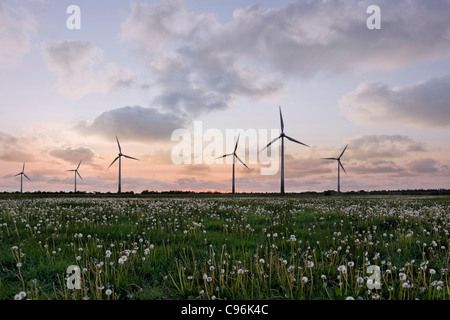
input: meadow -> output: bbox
[0,195,449,300]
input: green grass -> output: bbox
[0,195,449,300]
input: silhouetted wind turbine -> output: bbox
[108,136,138,193]
[322,144,348,193]
[14,162,30,193]
[261,106,309,194]
[217,133,249,194]
[67,160,83,193]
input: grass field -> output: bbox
[0,195,449,300]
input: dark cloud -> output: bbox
[345,135,426,160]
[76,105,188,142]
[49,146,102,169]
[407,158,449,174]
[340,75,450,128]
[120,0,450,117]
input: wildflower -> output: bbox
[237,269,244,275]
[337,265,347,274]
[429,269,436,275]
[259,259,265,264]
[345,296,354,300]
[16,262,22,268]
[307,261,314,268]
[301,276,308,284]
[347,261,354,267]
[105,289,112,296]
[399,273,407,281]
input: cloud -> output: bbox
[407,158,449,174]
[42,40,133,99]
[344,134,426,160]
[120,0,283,116]
[0,131,37,162]
[119,0,450,117]
[0,0,37,67]
[349,160,408,176]
[76,105,188,142]
[216,0,450,75]
[340,75,450,128]
[49,146,102,169]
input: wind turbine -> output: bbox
[217,133,249,194]
[322,144,348,193]
[14,162,30,193]
[108,136,139,193]
[261,106,309,194]
[67,160,83,193]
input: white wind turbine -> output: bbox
[217,133,249,194]
[261,106,309,194]
[322,144,348,193]
[67,160,83,193]
[14,162,30,193]
[108,136,139,193]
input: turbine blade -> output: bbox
[234,133,240,153]
[76,160,82,170]
[108,156,120,168]
[23,174,30,181]
[284,135,309,147]
[67,170,75,172]
[235,155,249,169]
[322,158,338,160]
[122,154,139,161]
[339,160,347,174]
[260,136,281,152]
[116,136,122,153]
[339,144,348,159]
[77,171,83,180]
[216,153,232,159]
[14,173,21,177]
[23,162,25,171]
[279,106,284,133]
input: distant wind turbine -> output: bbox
[322,144,348,193]
[108,136,138,193]
[14,162,30,193]
[217,133,249,194]
[261,106,309,194]
[67,160,83,193]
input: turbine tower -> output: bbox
[14,162,30,193]
[217,133,249,194]
[108,136,139,193]
[261,106,309,194]
[67,160,83,193]
[322,144,348,193]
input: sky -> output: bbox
[0,0,449,193]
